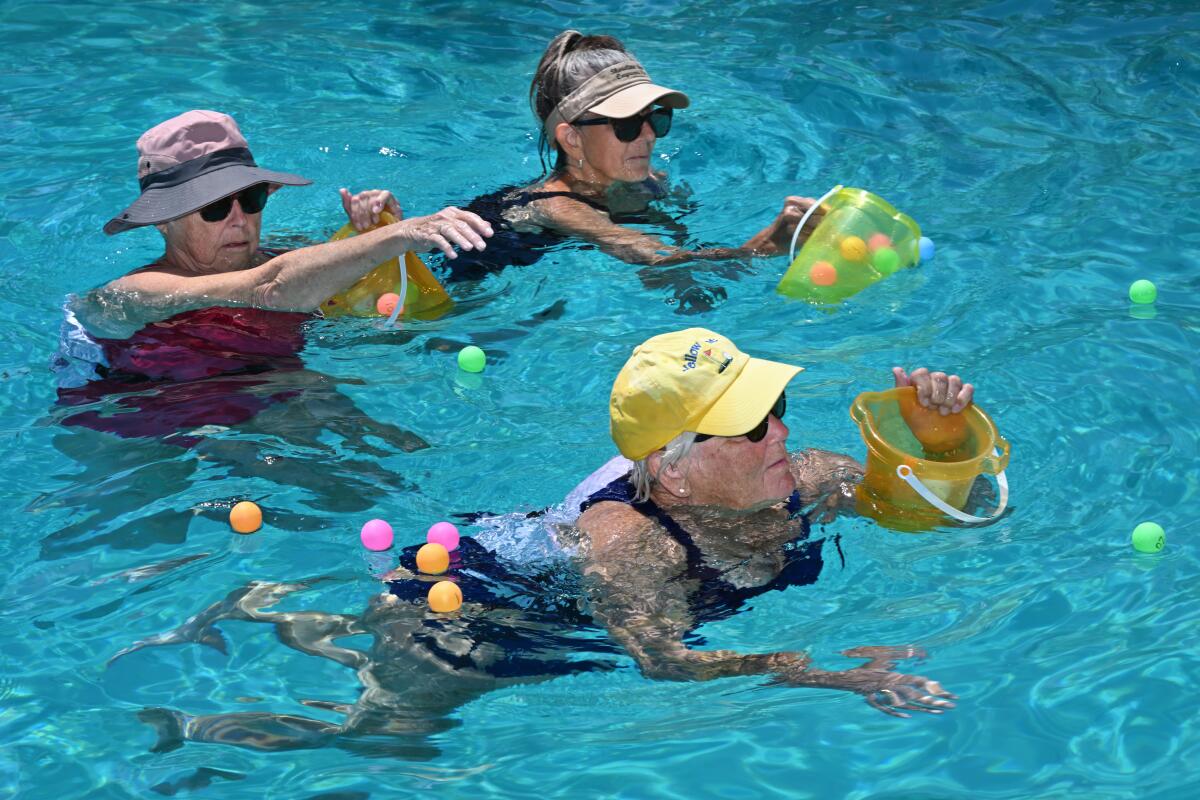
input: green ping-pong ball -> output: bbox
[1129,279,1157,304]
[873,246,900,275]
[458,345,486,373]
[1131,522,1165,553]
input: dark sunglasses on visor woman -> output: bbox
[694,391,787,445]
[574,106,674,143]
[199,183,270,222]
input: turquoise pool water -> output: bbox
[3,0,1199,796]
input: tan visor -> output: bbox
[543,61,690,142]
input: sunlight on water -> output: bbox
[1,1,1198,797]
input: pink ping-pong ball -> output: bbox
[426,521,460,551]
[360,519,394,551]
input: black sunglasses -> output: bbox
[695,391,787,445]
[199,183,270,223]
[574,106,673,143]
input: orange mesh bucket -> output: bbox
[850,387,1010,531]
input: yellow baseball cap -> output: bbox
[609,328,804,460]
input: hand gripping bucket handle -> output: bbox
[895,450,1009,524]
[788,184,844,263]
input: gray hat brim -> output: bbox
[103,164,311,235]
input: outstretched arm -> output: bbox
[577,502,810,681]
[577,502,956,716]
[536,195,822,266]
[78,207,493,338]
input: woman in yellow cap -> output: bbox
[449,31,822,300]
[570,327,972,717]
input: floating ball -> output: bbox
[1131,522,1165,553]
[427,521,460,551]
[458,345,486,373]
[427,580,462,613]
[872,246,901,275]
[1129,279,1157,305]
[376,292,400,316]
[416,542,450,575]
[360,519,394,551]
[810,261,838,286]
[839,236,868,261]
[868,233,893,252]
[919,236,935,261]
[229,501,262,534]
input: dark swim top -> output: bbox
[579,473,832,626]
[386,537,621,679]
[448,185,665,282]
[445,188,607,282]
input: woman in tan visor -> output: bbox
[452,31,822,306]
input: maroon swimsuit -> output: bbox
[57,306,313,444]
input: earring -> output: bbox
[577,157,583,168]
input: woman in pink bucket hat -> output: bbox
[51,110,492,445]
[58,110,492,382]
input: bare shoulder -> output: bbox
[576,500,656,554]
[107,267,186,294]
[530,191,609,230]
[575,500,686,574]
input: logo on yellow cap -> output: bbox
[682,337,733,373]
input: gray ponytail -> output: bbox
[529,30,632,173]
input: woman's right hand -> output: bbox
[397,207,493,259]
[893,367,974,415]
[742,195,823,257]
[775,645,957,718]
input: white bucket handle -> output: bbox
[788,184,844,263]
[383,256,409,328]
[895,448,1009,525]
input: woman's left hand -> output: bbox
[340,188,402,232]
[893,367,974,415]
[743,195,823,257]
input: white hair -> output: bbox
[629,431,698,502]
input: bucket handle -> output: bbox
[383,256,409,328]
[788,184,844,263]
[895,448,1009,525]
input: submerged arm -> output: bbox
[576,502,811,681]
[576,501,955,716]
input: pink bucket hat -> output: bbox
[103,110,311,235]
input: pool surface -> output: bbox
[1,1,1198,797]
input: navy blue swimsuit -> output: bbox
[386,537,621,678]
[443,188,608,282]
[579,474,830,627]
[386,474,835,675]
[446,185,667,282]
